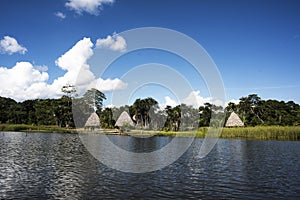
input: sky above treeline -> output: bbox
[0,0,299,107]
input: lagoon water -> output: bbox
[1,132,300,199]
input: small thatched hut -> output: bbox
[115,111,134,127]
[85,112,100,129]
[225,112,244,127]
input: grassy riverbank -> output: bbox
[118,126,300,141]
[0,124,76,133]
[221,126,300,141]
[155,126,300,141]
[1,124,300,141]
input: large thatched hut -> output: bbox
[225,112,244,127]
[84,112,100,129]
[115,111,134,127]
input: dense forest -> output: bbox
[0,85,299,131]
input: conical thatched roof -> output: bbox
[85,112,100,127]
[225,112,244,127]
[115,111,134,127]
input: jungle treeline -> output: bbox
[0,87,299,130]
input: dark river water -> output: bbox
[1,132,300,199]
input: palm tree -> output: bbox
[131,97,158,128]
[164,105,181,131]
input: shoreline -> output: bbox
[1,124,300,141]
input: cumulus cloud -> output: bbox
[55,37,94,72]
[164,96,178,107]
[0,36,27,55]
[0,62,49,101]
[96,33,127,52]
[55,12,66,19]
[53,37,95,95]
[91,78,128,92]
[182,91,211,108]
[53,37,127,95]
[158,96,179,110]
[35,65,48,72]
[0,36,128,101]
[158,91,213,110]
[66,0,114,15]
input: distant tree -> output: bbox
[199,103,212,127]
[1,93,300,128]
[100,107,116,129]
[131,97,158,128]
[34,99,56,126]
[72,97,91,128]
[237,94,264,126]
[20,100,37,124]
[226,102,237,113]
[82,88,106,113]
[0,97,17,123]
[180,104,199,130]
[53,96,74,127]
[164,105,181,131]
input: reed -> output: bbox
[220,126,300,141]
[155,126,300,141]
[1,124,300,141]
[0,124,75,133]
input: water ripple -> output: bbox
[1,132,300,199]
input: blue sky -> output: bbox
[0,0,299,106]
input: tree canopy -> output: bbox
[0,92,299,130]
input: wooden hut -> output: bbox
[225,112,244,127]
[84,112,100,130]
[115,111,134,127]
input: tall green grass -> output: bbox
[221,126,300,141]
[1,124,300,140]
[154,126,300,141]
[0,124,76,133]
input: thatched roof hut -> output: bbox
[115,111,134,127]
[225,112,244,127]
[85,112,100,128]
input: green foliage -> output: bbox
[1,92,300,133]
[100,108,115,128]
[0,124,74,133]
[164,105,181,131]
[226,94,300,126]
[82,88,106,112]
[131,97,158,128]
[199,103,212,127]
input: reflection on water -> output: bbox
[1,132,300,199]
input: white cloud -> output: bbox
[96,33,127,52]
[53,37,127,95]
[35,65,48,72]
[55,12,66,19]
[0,62,49,101]
[52,37,96,95]
[0,36,128,101]
[91,78,128,92]
[158,91,213,110]
[0,36,27,55]
[66,0,114,15]
[55,37,94,72]
[182,91,211,108]
[164,96,178,107]
[158,96,179,110]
